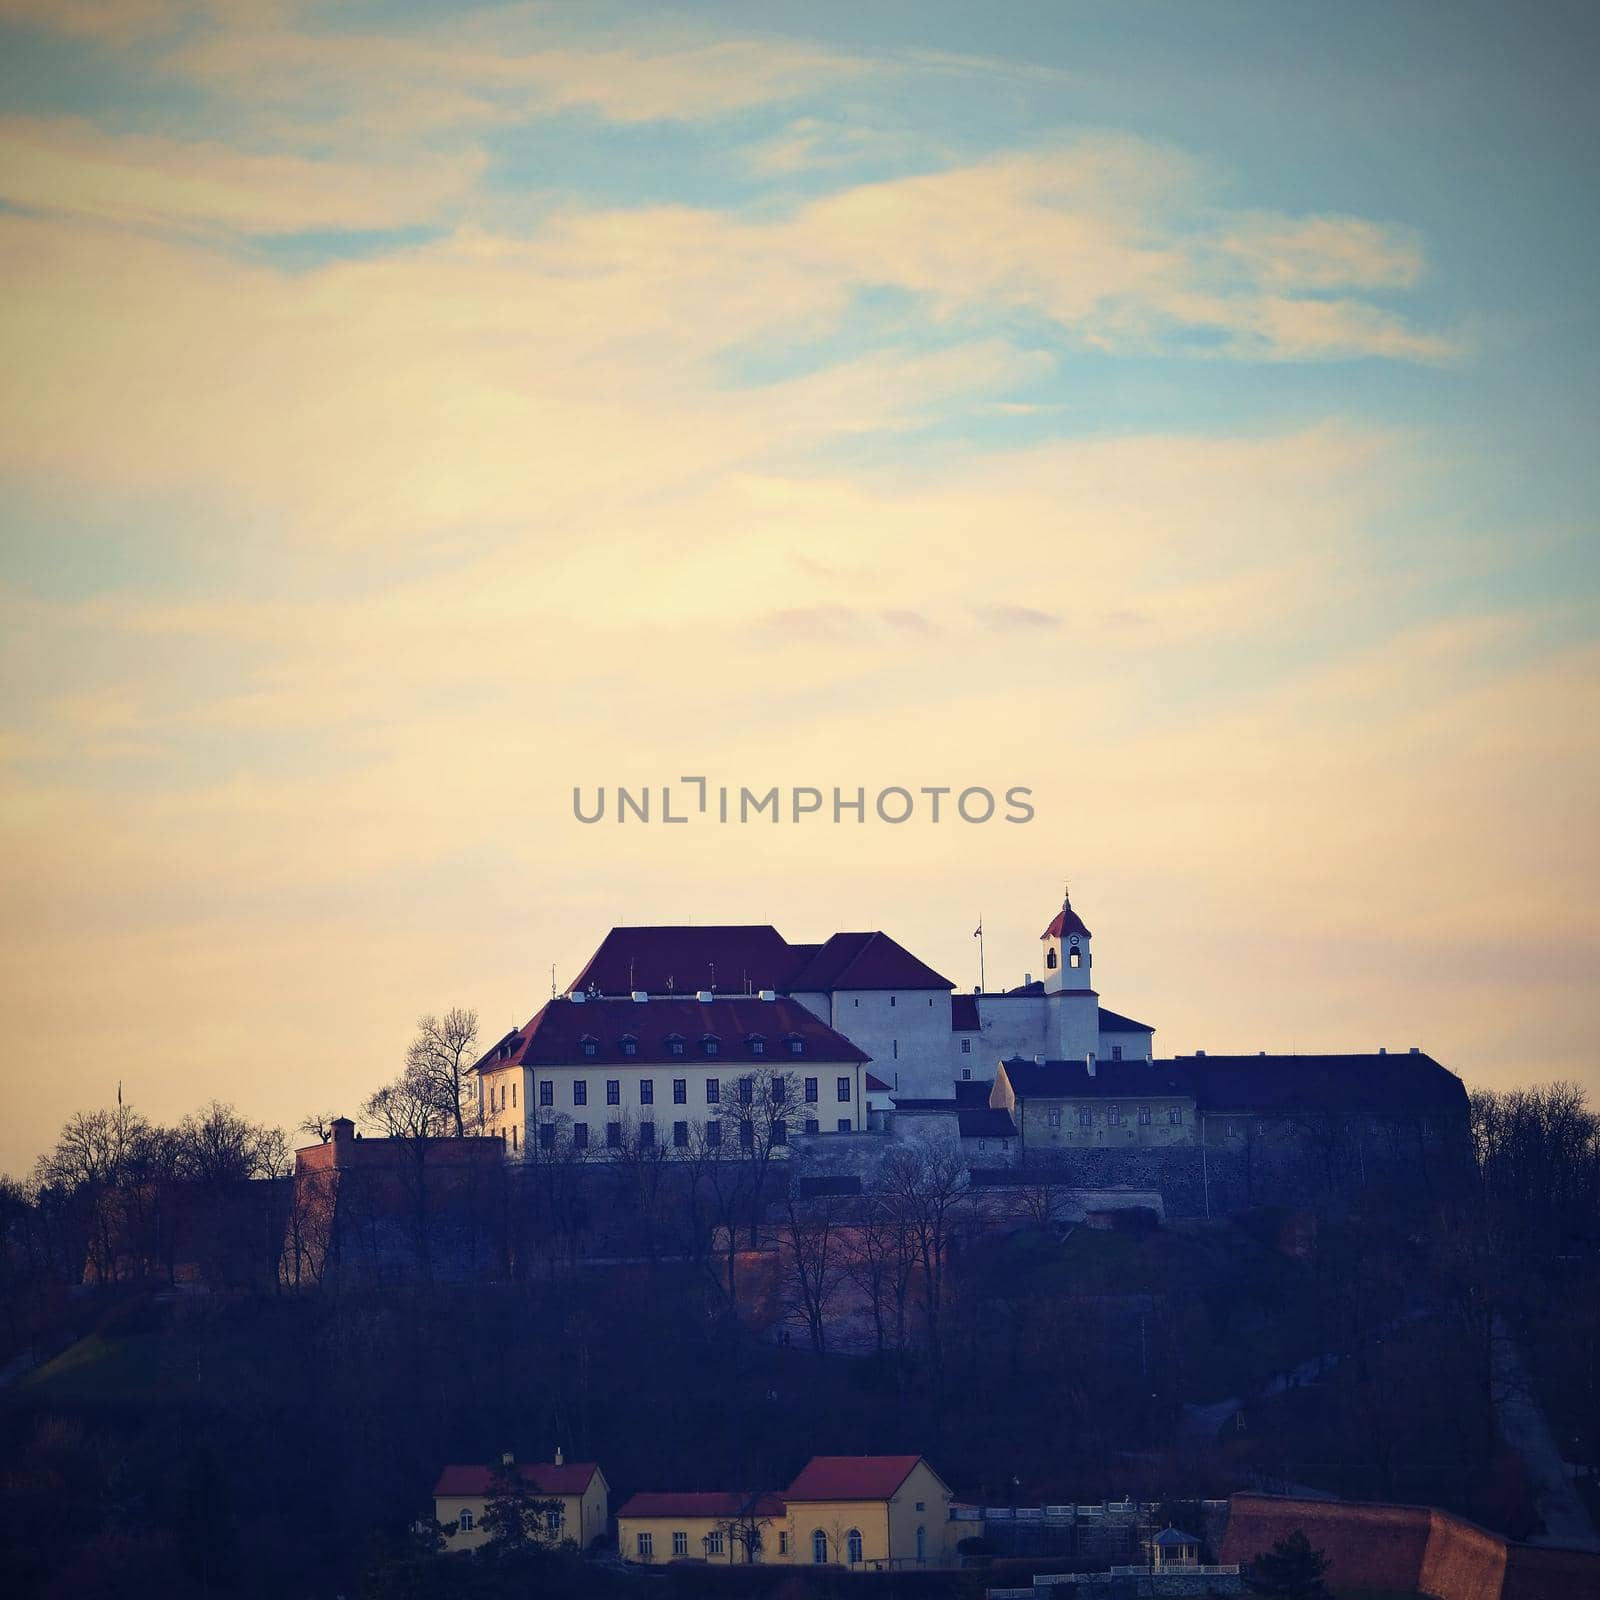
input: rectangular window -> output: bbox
[772,1119,787,1146]
[703,1038,719,1056]
[1047,1108,1063,1128]
[607,1079,620,1105]
[639,1120,655,1147]
[706,1120,721,1148]
[1138,1106,1152,1126]
[771,1074,785,1103]
[788,1039,803,1056]
[539,1080,553,1107]
[778,1532,789,1556]
[621,1040,637,1056]
[539,1122,555,1150]
[1108,1105,1121,1126]
[890,995,896,1007]
[1169,1107,1183,1124]
[573,1122,588,1150]
[670,1039,685,1056]
[836,1076,851,1102]
[961,1039,972,1054]
[750,1038,765,1055]
[805,1117,820,1135]
[739,1075,754,1105]
[1112,1045,1124,1060]
[511,1125,518,1151]
[673,1078,687,1103]
[892,1039,898,1058]
[706,1532,724,1556]
[837,1117,852,1133]
[606,1121,622,1149]
[1078,1109,1093,1128]
[637,1532,653,1557]
[740,1120,754,1150]
[640,1078,654,1105]
[511,1081,516,1108]
[706,1078,720,1104]
[673,1121,688,1147]
[673,1532,689,1557]
[573,1081,587,1106]
[546,1510,561,1532]
[804,1077,818,1103]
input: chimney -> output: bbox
[501,1451,514,1466]
[1378,1046,1387,1055]
[631,990,648,1003]
[1034,1053,1045,1064]
[758,988,776,1002]
[1024,972,1032,987]
[1086,1052,1096,1078]
[569,990,586,1004]
[1409,1046,1420,1055]
[1195,1049,1206,1058]
[696,989,714,1002]
[554,1446,564,1467]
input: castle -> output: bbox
[472,888,1470,1207]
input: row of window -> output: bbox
[525,1116,853,1152]
[1044,1105,1184,1128]
[531,1075,853,1109]
[460,1508,561,1533]
[578,1034,808,1059]
[635,1527,917,1564]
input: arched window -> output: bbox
[812,1530,828,1564]
[1069,945,1082,968]
[847,1529,863,1564]
[1046,948,1057,969]
[916,1526,925,1560]
[459,1507,474,1530]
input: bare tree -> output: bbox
[781,1185,849,1360]
[362,1062,458,1278]
[406,1008,481,1137]
[719,1067,801,1247]
[174,1101,287,1184]
[297,1111,338,1145]
[711,1494,781,1566]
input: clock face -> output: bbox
[1069,935,1079,945]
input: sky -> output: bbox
[0,0,1596,1177]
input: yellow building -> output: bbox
[618,1455,953,1571]
[617,1491,788,1565]
[783,1456,952,1569]
[433,1453,608,1552]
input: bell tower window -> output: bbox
[1046,949,1057,970]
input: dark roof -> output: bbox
[569,924,796,996]
[1042,896,1092,941]
[998,1053,1466,1113]
[435,1461,601,1498]
[958,1107,1017,1140]
[1154,1526,1202,1546]
[787,931,953,992]
[1180,1053,1467,1114]
[1098,1005,1154,1033]
[1000,1058,1194,1099]
[954,1079,992,1106]
[617,1490,782,1520]
[893,1097,958,1112]
[473,996,869,1071]
[785,1456,931,1502]
[950,993,980,1031]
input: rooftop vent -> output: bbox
[1410,1046,1420,1055]
[758,988,776,1002]
[631,990,648,1003]
[1379,1046,1387,1055]
[1195,1049,1206,1057]
[569,991,586,1004]
[696,989,714,1002]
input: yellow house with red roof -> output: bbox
[433,1452,608,1551]
[616,1454,952,1570]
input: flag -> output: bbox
[973,922,982,937]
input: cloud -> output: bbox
[0,116,482,234]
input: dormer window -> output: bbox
[747,1035,766,1055]
[666,1035,685,1056]
[580,1036,598,1058]
[620,1035,638,1057]
[786,1035,804,1056]
[702,1035,720,1056]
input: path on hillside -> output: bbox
[1492,1315,1600,1551]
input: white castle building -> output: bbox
[473,888,1156,1156]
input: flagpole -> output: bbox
[975,917,985,993]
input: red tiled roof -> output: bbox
[617,1490,786,1519]
[434,1462,600,1498]
[865,1072,892,1093]
[785,1455,928,1501]
[473,996,869,1072]
[570,925,798,996]
[787,932,952,992]
[1042,899,1092,940]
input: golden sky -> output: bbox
[1,1,1596,1173]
